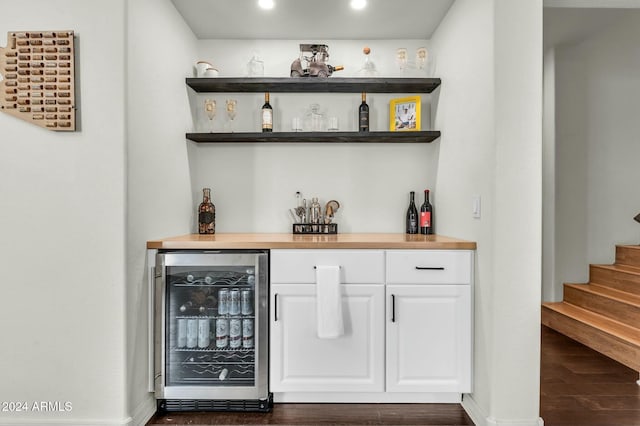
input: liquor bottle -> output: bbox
[198,187,216,234]
[406,191,418,234]
[261,92,273,132]
[420,189,434,235]
[359,92,369,132]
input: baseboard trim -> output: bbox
[461,394,487,426]
[128,395,156,426]
[274,392,462,403]
[0,417,132,425]
[461,394,544,426]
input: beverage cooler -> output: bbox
[152,250,271,412]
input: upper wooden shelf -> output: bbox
[186,131,441,144]
[185,77,441,93]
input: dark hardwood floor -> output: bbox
[147,403,473,425]
[147,326,640,426]
[540,325,640,426]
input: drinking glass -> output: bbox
[204,99,216,132]
[396,48,408,74]
[225,99,237,132]
[416,47,428,71]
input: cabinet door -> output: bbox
[270,283,385,392]
[386,285,471,393]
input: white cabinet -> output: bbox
[269,283,385,392]
[269,248,473,401]
[270,250,385,393]
[386,249,473,393]
[386,285,471,393]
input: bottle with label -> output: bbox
[406,191,418,234]
[359,92,369,132]
[261,92,273,132]
[198,188,216,234]
[420,189,434,235]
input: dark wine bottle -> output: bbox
[198,187,216,234]
[420,189,434,235]
[261,92,273,132]
[359,92,369,132]
[406,191,418,234]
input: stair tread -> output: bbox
[542,302,640,345]
[617,245,640,250]
[564,283,640,307]
[593,263,640,274]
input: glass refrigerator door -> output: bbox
[165,262,257,388]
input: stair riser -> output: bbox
[616,245,640,268]
[590,266,640,295]
[563,286,640,325]
[542,306,640,371]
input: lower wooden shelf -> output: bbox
[186,131,441,143]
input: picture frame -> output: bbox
[390,96,421,131]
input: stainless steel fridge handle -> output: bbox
[147,251,156,393]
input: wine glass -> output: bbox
[204,99,216,132]
[416,48,427,69]
[416,47,428,75]
[225,99,237,132]
[396,48,408,74]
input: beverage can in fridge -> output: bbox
[177,318,187,348]
[197,318,210,348]
[229,289,240,316]
[218,288,229,315]
[242,318,254,349]
[215,318,228,348]
[186,318,198,348]
[241,290,253,315]
[229,318,242,349]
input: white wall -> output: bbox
[431,0,543,425]
[552,11,640,301]
[126,0,197,424]
[428,0,496,419]
[542,48,556,302]
[191,40,439,233]
[0,1,128,424]
[490,1,542,423]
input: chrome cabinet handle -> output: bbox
[415,266,445,270]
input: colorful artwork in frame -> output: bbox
[390,96,421,131]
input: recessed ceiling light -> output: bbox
[258,0,274,10]
[350,0,366,10]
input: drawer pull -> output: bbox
[415,266,445,271]
[274,293,279,322]
[391,294,396,323]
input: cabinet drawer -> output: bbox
[386,250,472,284]
[271,250,385,284]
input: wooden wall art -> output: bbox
[0,30,76,131]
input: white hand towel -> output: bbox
[315,265,344,339]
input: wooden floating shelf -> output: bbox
[186,77,441,94]
[186,131,441,144]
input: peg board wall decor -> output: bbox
[0,30,76,131]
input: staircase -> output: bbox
[542,245,640,372]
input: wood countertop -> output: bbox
[147,233,476,250]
